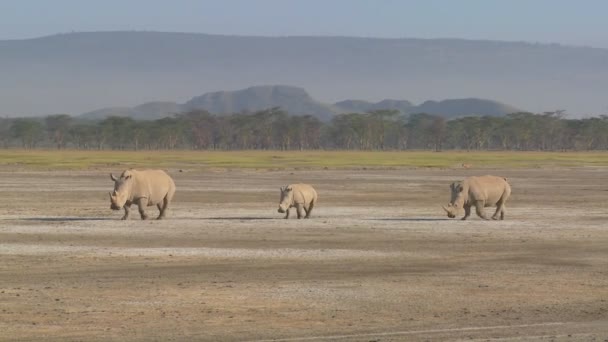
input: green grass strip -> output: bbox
[1,150,607,170]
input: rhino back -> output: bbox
[131,170,175,204]
[290,183,317,205]
[466,175,509,204]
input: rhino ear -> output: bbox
[110,173,117,181]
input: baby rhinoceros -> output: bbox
[278,184,318,219]
[442,175,511,220]
[109,169,176,220]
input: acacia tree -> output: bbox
[273,113,292,150]
[299,115,322,150]
[229,114,254,149]
[0,118,10,148]
[178,110,216,149]
[131,120,154,150]
[368,109,400,150]
[406,113,441,149]
[393,120,409,150]
[45,114,73,149]
[328,113,367,149]
[154,117,184,149]
[537,111,566,150]
[258,108,288,149]
[69,124,96,149]
[11,118,44,149]
[100,116,136,150]
[576,117,608,150]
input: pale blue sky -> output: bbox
[1,0,607,47]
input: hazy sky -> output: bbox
[1,0,608,48]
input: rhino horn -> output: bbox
[442,205,450,213]
[110,173,118,182]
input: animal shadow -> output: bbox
[22,217,112,222]
[202,217,276,221]
[366,218,451,222]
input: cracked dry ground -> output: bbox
[0,167,607,341]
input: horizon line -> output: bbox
[1,29,603,50]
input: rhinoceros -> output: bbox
[278,184,317,219]
[109,169,176,220]
[442,175,511,220]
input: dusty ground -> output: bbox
[0,167,607,341]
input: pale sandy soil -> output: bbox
[0,167,607,341]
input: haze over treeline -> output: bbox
[1,31,608,117]
[78,85,521,122]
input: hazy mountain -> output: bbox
[2,31,607,117]
[183,85,336,121]
[131,102,182,120]
[80,107,135,120]
[81,101,181,120]
[334,98,518,118]
[79,85,519,121]
[335,99,414,114]
[414,98,520,118]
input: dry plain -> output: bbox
[0,164,607,341]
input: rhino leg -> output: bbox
[491,197,508,220]
[137,198,150,220]
[304,200,314,219]
[121,204,131,220]
[497,204,506,220]
[492,206,501,220]
[156,204,164,219]
[474,201,490,220]
[296,204,305,219]
[157,196,169,220]
[284,208,290,219]
[461,205,471,220]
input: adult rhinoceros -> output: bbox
[278,184,317,219]
[109,169,176,220]
[442,175,511,220]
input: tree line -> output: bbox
[1,108,608,151]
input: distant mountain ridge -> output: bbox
[80,85,520,121]
[334,99,414,114]
[182,85,336,121]
[3,31,606,117]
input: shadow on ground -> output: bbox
[202,217,277,220]
[21,217,112,222]
[366,218,451,222]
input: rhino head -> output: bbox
[109,170,133,210]
[278,186,293,213]
[442,181,464,218]
[442,203,459,218]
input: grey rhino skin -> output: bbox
[278,183,318,219]
[443,175,511,220]
[109,169,176,220]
